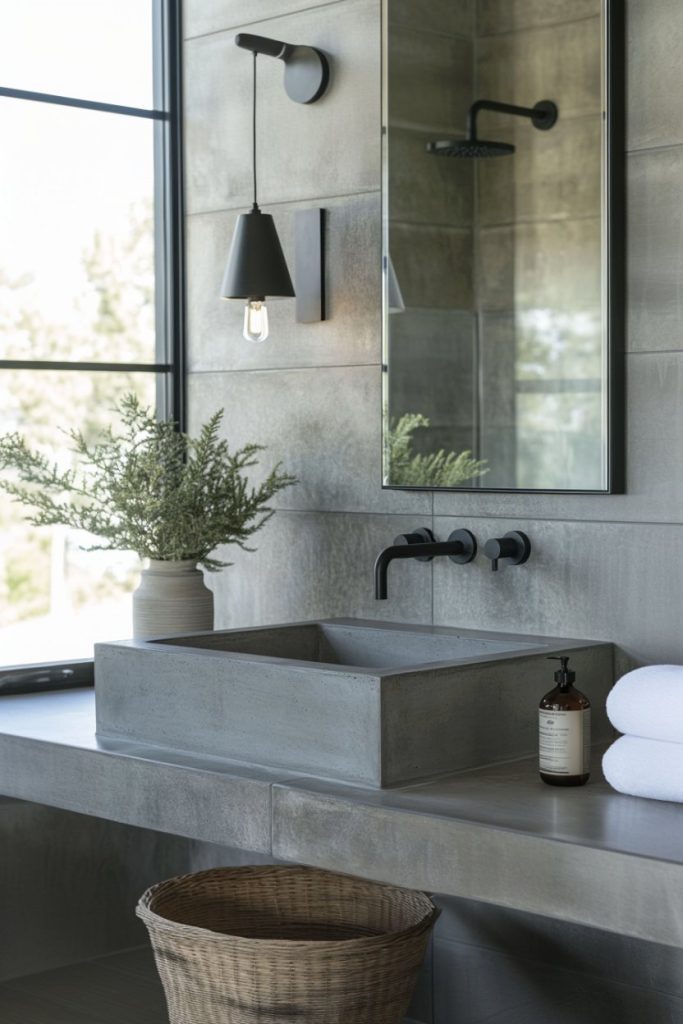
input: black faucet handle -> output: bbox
[393,527,435,562]
[483,531,531,572]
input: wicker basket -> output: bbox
[136,864,439,1024]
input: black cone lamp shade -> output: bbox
[221,205,295,300]
[221,204,295,343]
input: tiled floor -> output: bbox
[0,946,425,1023]
[0,947,168,1024]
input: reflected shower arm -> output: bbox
[467,99,558,140]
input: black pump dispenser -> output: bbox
[548,655,575,689]
[539,654,591,787]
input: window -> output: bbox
[0,0,184,672]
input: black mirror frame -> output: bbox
[381,0,625,495]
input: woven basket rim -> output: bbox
[136,865,439,950]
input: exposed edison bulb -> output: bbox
[243,299,269,343]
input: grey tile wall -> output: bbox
[187,368,430,515]
[389,128,473,228]
[476,115,602,226]
[431,894,683,1024]
[1,797,277,1001]
[0,799,262,983]
[390,0,474,37]
[204,509,434,630]
[183,0,344,41]
[187,194,381,373]
[626,0,683,151]
[478,219,601,312]
[434,894,683,998]
[388,309,476,456]
[627,146,683,352]
[391,222,473,309]
[183,0,683,1020]
[388,28,472,134]
[477,0,600,36]
[432,937,683,1024]
[184,1,380,215]
[477,17,602,124]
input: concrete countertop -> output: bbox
[2,688,683,948]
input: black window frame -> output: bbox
[0,0,185,694]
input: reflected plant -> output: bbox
[385,413,488,488]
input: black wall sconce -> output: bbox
[220,33,330,342]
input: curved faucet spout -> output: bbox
[374,542,429,600]
[374,529,477,600]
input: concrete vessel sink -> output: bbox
[95,619,614,787]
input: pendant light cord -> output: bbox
[252,51,258,209]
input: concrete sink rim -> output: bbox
[96,618,610,679]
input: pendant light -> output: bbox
[220,52,295,343]
[220,34,329,342]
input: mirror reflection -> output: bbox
[383,0,611,491]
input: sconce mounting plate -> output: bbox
[295,208,326,323]
[235,32,330,104]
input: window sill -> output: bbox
[0,660,94,696]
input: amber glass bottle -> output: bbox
[539,656,591,787]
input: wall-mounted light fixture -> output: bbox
[220,33,330,342]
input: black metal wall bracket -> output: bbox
[235,32,330,104]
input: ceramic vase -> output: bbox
[132,559,214,640]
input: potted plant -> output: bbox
[0,394,294,639]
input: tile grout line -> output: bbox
[390,213,601,232]
[183,0,350,43]
[627,140,683,157]
[258,507,683,529]
[432,931,683,1003]
[186,187,381,220]
[477,12,602,40]
[186,350,683,377]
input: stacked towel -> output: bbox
[603,735,683,803]
[603,665,683,802]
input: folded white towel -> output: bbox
[603,735,683,802]
[606,664,683,743]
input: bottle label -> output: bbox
[539,709,591,776]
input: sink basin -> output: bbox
[152,621,538,670]
[95,619,614,787]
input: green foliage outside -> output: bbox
[385,413,489,488]
[0,204,158,626]
[0,394,295,571]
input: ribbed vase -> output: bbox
[132,559,214,640]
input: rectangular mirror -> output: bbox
[382,0,623,492]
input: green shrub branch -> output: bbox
[0,394,295,570]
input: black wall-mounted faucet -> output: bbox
[374,527,476,600]
[483,531,531,572]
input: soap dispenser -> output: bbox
[539,656,591,787]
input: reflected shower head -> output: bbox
[427,138,515,159]
[427,98,558,160]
